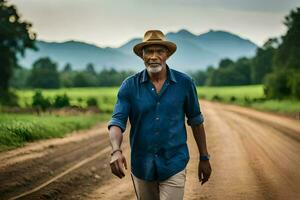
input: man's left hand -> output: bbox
[198,160,212,185]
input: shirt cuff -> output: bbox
[107,118,126,133]
[187,113,204,126]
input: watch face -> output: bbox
[200,155,210,161]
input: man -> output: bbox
[108,30,212,200]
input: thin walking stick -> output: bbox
[130,172,139,200]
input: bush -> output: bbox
[244,96,252,105]
[263,71,290,99]
[230,96,236,102]
[289,72,300,99]
[212,95,222,101]
[32,91,51,111]
[87,97,98,107]
[0,90,19,106]
[77,97,83,103]
[53,94,70,108]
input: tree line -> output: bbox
[9,58,135,89]
[190,7,300,100]
[189,40,275,87]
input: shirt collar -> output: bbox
[140,65,177,84]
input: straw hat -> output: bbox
[133,30,177,58]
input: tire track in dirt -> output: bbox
[85,138,136,200]
[8,146,111,200]
[221,108,300,199]
[0,123,108,169]
[0,124,113,200]
[183,100,299,200]
[184,101,267,200]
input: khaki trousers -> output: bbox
[131,168,187,200]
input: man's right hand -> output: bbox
[110,151,127,178]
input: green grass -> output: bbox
[250,100,300,114]
[197,85,264,101]
[15,87,119,113]
[0,113,111,151]
[197,84,300,115]
[15,85,300,116]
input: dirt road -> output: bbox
[0,100,299,200]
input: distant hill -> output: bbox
[19,29,258,72]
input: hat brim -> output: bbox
[133,41,177,58]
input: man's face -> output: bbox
[142,45,169,73]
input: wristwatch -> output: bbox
[200,154,210,161]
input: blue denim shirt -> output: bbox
[108,65,204,181]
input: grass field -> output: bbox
[0,113,111,151]
[198,85,264,101]
[15,87,119,113]
[15,85,300,115]
[197,85,300,115]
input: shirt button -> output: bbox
[155,154,158,157]
[157,102,160,105]
[155,131,159,135]
[156,117,159,120]
[152,88,155,91]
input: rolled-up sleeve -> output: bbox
[184,78,204,126]
[107,80,131,133]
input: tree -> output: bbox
[191,70,207,86]
[205,58,251,86]
[274,7,300,70]
[86,63,96,74]
[0,0,36,104]
[73,72,97,87]
[233,57,252,85]
[251,39,277,84]
[27,57,60,88]
[219,58,234,69]
[264,8,300,99]
[264,70,291,99]
[98,68,123,86]
[204,66,216,86]
[63,63,72,72]
[9,66,30,88]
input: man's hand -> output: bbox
[110,151,127,178]
[198,160,212,185]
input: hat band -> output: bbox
[146,38,165,41]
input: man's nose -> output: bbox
[150,52,159,59]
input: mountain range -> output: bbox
[19,29,258,72]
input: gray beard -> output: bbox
[146,65,163,73]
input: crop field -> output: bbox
[14,85,300,115]
[0,113,110,151]
[197,85,300,115]
[16,87,119,113]
[198,85,264,100]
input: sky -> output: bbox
[11,0,300,47]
